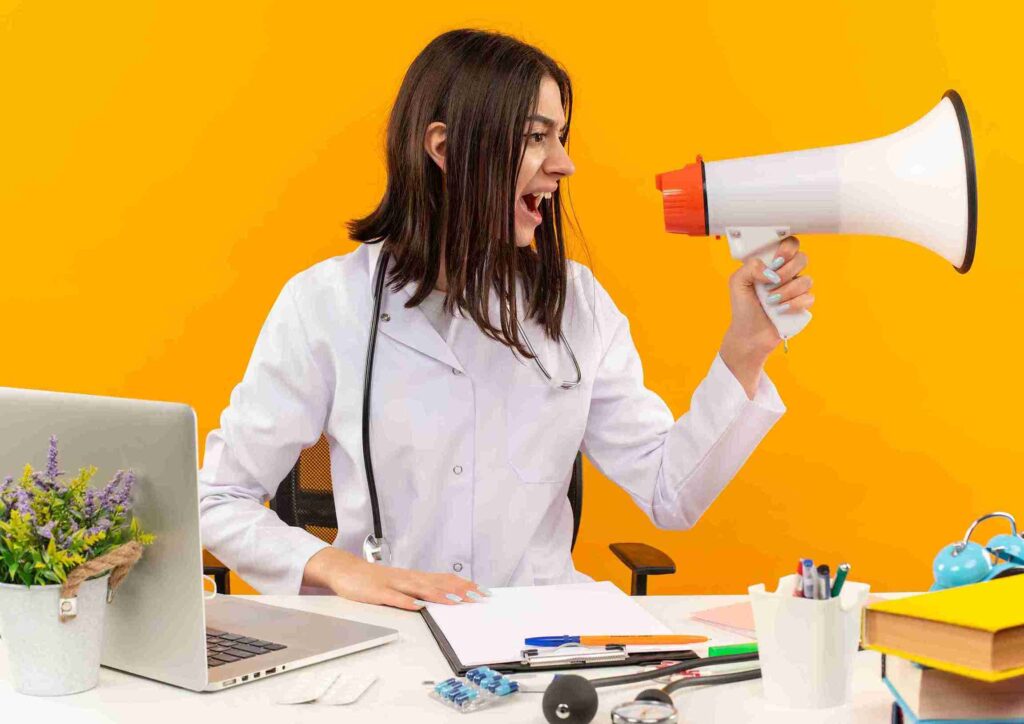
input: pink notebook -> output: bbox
[691,595,885,639]
[690,601,757,638]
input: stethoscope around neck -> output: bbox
[360,247,582,565]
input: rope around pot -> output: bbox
[58,540,145,622]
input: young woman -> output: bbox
[199,29,814,610]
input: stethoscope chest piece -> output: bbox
[611,690,678,724]
[362,534,392,565]
[610,700,678,724]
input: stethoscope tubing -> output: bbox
[361,245,583,558]
[362,247,391,543]
[588,652,760,689]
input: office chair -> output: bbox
[204,435,676,596]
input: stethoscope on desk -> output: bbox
[535,510,1024,724]
[359,247,583,565]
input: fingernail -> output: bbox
[771,257,785,270]
[763,269,781,284]
[478,587,493,596]
[466,591,483,601]
[446,593,464,603]
[767,293,782,305]
[413,599,431,607]
[777,303,791,313]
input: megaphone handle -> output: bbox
[752,247,813,341]
[726,227,813,341]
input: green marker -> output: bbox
[831,562,851,597]
[708,642,758,657]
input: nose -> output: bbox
[545,139,575,179]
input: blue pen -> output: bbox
[525,636,586,647]
[801,558,816,599]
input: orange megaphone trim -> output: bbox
[655,156,708,236]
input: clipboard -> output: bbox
[420,609,699,675]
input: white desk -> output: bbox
[0,594,896,723]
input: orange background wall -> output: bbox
[3,1,1021,595]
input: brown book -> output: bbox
[883,654,1024,721]
[863,576,1024,682]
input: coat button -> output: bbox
[452,367,463,375]
[452,562,463,573]
[453,465,463,475]
[380,313,390,322]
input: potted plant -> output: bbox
[0,435,153,696]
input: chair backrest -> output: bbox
[271,434,585,551]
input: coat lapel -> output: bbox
[363,242,465,373]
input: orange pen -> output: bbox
[525,634,708,647]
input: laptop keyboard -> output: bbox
[206,628,287,668]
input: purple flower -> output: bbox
[84,488,98,518]
[54,519,78,550]
[46,434,63,482]
[37,520,56,540]
[85,517,111,537]
[99,470,135,511]
[13,488,33,517]
[30,469,49,491]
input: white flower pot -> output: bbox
[0,573,109,696]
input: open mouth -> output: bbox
[518,191,552,224]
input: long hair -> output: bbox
[348,29,574,357]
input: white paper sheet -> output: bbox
[423,581,691,667]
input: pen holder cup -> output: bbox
[748,574,870,709]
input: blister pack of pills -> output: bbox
[429,667,520,713]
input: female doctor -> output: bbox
[198,29,814,610]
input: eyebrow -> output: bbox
[526,114,567,134]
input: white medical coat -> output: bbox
[198,242,786,593]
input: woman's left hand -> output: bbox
[719,236,814,397]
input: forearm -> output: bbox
[199,488,329,594]
[649,353,786,529]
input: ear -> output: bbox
[424,121,446,172]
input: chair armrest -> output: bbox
[609,542,676,596]
[203,563,231,595]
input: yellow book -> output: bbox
[863,576,1024,682]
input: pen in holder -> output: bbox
[749,574,870,709]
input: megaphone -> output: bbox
[655,90,978,342]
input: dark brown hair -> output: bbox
[348,28,575,357]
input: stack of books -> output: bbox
[863,575,1024,723]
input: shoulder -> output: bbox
[565,259,626,353]
[282,246,367,310]
[565,258,620,318]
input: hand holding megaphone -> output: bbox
[725,235,812,353]
[656,90,978,343]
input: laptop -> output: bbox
[0,387,398,691]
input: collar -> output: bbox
[362,242,465,373]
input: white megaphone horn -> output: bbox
[655,90,978,342]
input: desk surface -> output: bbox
[0,594,897,723]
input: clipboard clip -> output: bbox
[520,643,628,668]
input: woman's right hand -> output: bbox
[302,547,489,611]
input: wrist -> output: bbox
[301,546,364,592]
[720,329,771,398]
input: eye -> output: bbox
[527,132,546,144]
